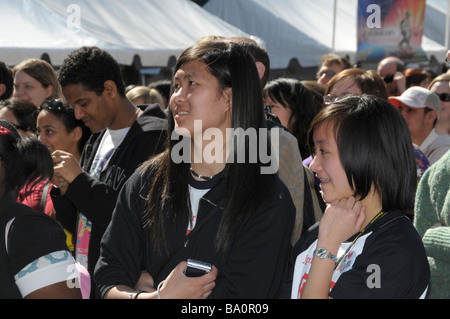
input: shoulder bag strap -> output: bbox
[40,182,51,214]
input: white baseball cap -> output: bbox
[389,86,441,117]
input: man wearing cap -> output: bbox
[389,86,450,164]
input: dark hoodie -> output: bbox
[95,164,296,299]
[51,103,167,287]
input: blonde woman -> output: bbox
[429,74,450,135]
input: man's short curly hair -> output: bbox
[57,46,126,97]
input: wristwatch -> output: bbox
[314,248,338,263]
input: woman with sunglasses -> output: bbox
[0,98,38,138]
[0,119,81,298]
[429,74,450,136]
[36,100,91,256]
[37,99,91,165]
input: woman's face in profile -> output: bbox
[170,60,232,138]
[309,122,353,204]
[0,107,34,138]
[37,110,80,155]
[263,93,293,131]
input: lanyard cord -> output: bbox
[333,210,386,270]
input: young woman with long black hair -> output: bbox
[95,40,295,299]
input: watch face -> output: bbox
[317,248,327,258]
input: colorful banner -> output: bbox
[357,0,427,62]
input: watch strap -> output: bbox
[314,248,338,263]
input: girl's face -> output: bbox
[13,70,53,108]
[170,60,232,138]
[37,110,80,155]
[264,93,293,130]
[309,122,353,204]
[0,107,34,138]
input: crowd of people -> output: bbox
[0,37,449,299]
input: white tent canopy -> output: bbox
[0,0,257,67]
[204,0,449,69]
[424,0,450,50]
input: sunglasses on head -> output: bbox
[437,93,450,102]
[382,74,395,84]
[40,99,64,111]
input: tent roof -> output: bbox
[0,0,257,67]
[204,0,448,69]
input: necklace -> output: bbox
[190,167,221,181]
[333,210,386,270]
[126,108,141,127]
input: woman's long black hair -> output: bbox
[141,40,271,256]
[263,78,316,158]
[0,119,53,197]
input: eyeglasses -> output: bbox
[324,94,345,105]
[382,74,395,84]
[323,93,354,105]
[317,70,336,79]
[436,93,450,102]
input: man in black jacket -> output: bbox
[50,47,167,297]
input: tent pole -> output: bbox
[332,0,337,53]
[446,0,450,49]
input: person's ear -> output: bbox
[255,61,266,81]
[44,84,54,99]
[71,126,82,144]
[103,80,118,99]
[425,109,438,125]
[0,83,6,98]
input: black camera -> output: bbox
[185,259,212,277]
